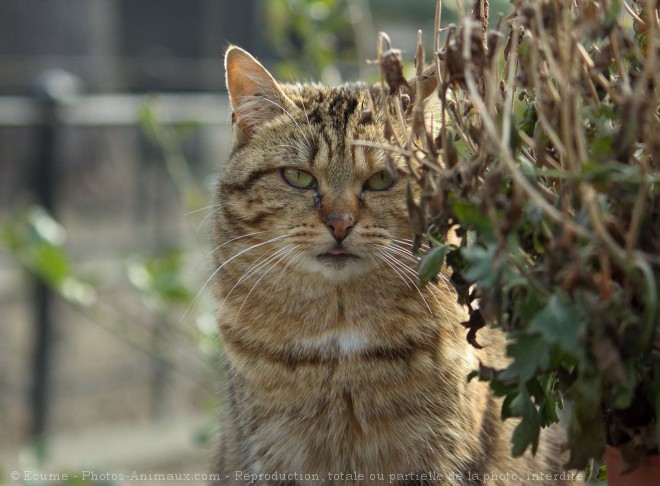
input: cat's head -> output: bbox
[215,46,435,285]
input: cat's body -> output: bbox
[211,46,576,485]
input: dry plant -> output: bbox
[373,0,659,473]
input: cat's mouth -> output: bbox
[317,247,360,269]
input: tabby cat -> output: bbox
[211,46,577,485]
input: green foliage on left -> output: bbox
[1,207,96,308]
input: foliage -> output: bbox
[375,0,659,472]
[261,0,514,82]
[264,0,357,80]
[0,99,220,462]
[1,206,97,308]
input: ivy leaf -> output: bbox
[541,394,561,425]
[509,387,536,417]
[528,293,585,355]
[419,245,452,284]
[501,393,516,420]
[512,413,541,457]
[451,198,492,234]
[462,243,499,287]
[500,334,551,384]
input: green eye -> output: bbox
[281,168,316,189]
[364,170,396,191]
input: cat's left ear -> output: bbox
[225,45,293,144]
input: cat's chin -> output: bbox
[317,253,360,268]
[301,253,369,283]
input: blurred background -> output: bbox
[0,1,509,484]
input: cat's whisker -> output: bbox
[184,233,292,323]
[194,202,233,233]
[383,259,433,316]
[389,235,429,245]
[206,229,282,259]
[390,236,430,251]
[258,97,313,148]
[366,252,385,273]
[370,244,412,290]
[232,245,301,327]
[377,243,420,263]
[376,248,423,282]
[298,98,316,144]
[274,248,307,289]
[369,249,412,291]
[433,275,455,308]
[387,240,421,253]
[370,246,433,315]
[216,244,297,321]
[377,246,446,308]
[235,241,293,286]
[185,203,225,216]
[387,238,454,294]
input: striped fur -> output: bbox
[211,46,577,485]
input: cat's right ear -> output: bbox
[225,46,291,144]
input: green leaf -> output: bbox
[591,136,614,163]
[462,243,498,287]
[604,0,620,29]
[419,245,452,284]
[542,395,561,425]
[528,293,585,355]
[31,244,71,286]
[514,289,545,325]
[509,388,535,417]
[511,413,541,457]
[500,334,551,384]
[517,100,537,137]
[451,198,492,234]
[127,249,192,306]
[501,393,516,420]
[137,102,159,144]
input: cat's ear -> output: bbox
[224,45,292,144]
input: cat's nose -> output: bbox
[324,215,355,242]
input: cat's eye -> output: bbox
[364,170,396,191]
[281,168,316,189]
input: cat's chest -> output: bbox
[231,348,469,480]
[225,298,478,479]
[295,327,369,356]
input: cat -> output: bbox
[210,45,578,485]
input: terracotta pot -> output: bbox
[605,445,660,486]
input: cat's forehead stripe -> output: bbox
[290,85,377,175]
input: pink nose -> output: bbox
[324,215,355,242]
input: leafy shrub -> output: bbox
[376,0,659,472]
